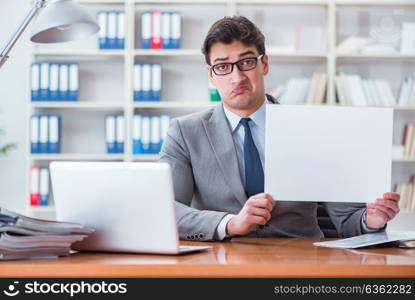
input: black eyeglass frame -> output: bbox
[210,54,264,76]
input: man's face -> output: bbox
[207,41,269,115]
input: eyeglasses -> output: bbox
[210,54,264,76]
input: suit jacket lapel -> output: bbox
[202,104,248,206]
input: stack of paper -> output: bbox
[0,207,94,261]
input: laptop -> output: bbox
[50,161,212,255]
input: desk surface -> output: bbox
[1,238,415,277]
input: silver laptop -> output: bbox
[50,161,211,255]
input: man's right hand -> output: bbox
[226,193,276,236]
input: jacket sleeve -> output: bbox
[323,202,367,238]
[159,118,228,241]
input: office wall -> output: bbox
[0,0,30,213]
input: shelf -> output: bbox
[267,50,328,58]
[31,102,125,110]
[392,158,415,163]
[134,49,202,56]
[26,205,56,213]
[33,49,125,57]
[30,154,125,161]
[333,104,415,110]
[133,101,217,108]
[133,0,228,4]
[335,0,415,6]
[75,0,126,4]
[336,53,415,60]
[132,154,160,161]
[235,0,329,6]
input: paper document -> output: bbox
[265,105,393,203]
[313,231,415,249]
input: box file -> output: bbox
[134,64,143,101]
[69,64,79,101]
[133,114,143,154]
[107,11,117,49]
[31,63,40,101]
[39,115,49,153]
[105,115,116,153]
[171,12,181,49]
[48,115,61,154]
[59,64,69,101]
[30,166,40,206]
[39,167,49,206]
[151,10,162,49]
[151,63,162,101]
[39,63,50,101]
[141,115,151,153]
[97,11,108,49]
[161,12,171,49]
[116,11,125,49]
[141,64,152,101]
[115,115,124,153]
[30,115,40,154]
[150,115,161,153]
[141,11,151,49]
[49,64,59,101]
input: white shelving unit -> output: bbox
[27,0,415,225]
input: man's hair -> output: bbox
[202,16,266,66]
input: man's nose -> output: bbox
[229,65,246,84]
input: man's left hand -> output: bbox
[365,192,400,229]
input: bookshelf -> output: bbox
[27,0,415,229]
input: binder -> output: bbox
[141,115,151,153]
[133,114,143,154]
[151,10,162,49]
[107,11,117,49]
[142,64,151,101]
[48,115,61,154]
[134,64,142,101]
[59,64,69,101]
[31,63,40,101]
[150,115,161,153]
[160,114,170,148]
[39,167,49,206]
[208,80,221,102]
[161,11,171,49]
[30,166,40,206]
[69,64,79,101]
[141,11,151,49]
[115,115,124,153]
[116,11,125,49]
[40,63,50,101]
[105,115,116,153]
[30,115,40,154]
[97,11,108,49]
[39,115,49,153]
[151,63,162,101]
[171,12,181,49]
[49,63,59,101]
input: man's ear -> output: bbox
[262,54,269,76]
[207,66,215,86]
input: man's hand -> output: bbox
[226,193,276,236]
[365,192,400,229]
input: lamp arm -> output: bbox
[0,0,47,68]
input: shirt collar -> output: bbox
[223,96,268,133]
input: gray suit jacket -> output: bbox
[159,94,366,241]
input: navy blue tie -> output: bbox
[239,118,264,198]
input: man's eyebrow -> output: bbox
[212,50,256,64]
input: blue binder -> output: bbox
[150,63,162,101]
[48,115,61,153]
[58,64,70,101]
[141,11,151,49]
[39,114,49,153]
[133,114,143,154]
[97,11,108,49]
[68,64,79,101]
[116,11,125,49]
[39,63,50,101]
[134,64,143,101]
[115,114,124,153]
[31,63,40,101]
[150,115,161,153]
[141,64,152,101]
[170,12,181,49]
[105,115,116,153]
[39,167,49,206]
[30,115,40,153]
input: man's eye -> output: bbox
[241,59,255,66]
[217,64,229,71]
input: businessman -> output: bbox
[159,16,400,241]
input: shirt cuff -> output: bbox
[215,214,236,240]
[361,210,384,233]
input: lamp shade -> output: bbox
[30,0,99,43]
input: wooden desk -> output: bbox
[1,238,414,277]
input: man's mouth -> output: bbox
[232,86,249,95]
